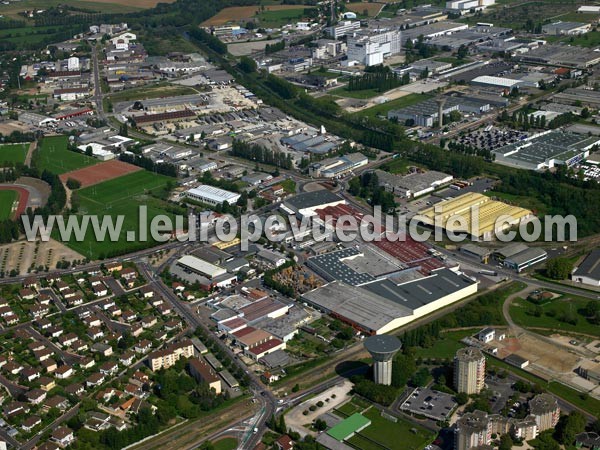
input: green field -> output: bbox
[335,397,371,417]
[0,143,28,166]
[509,294,600,337]
[414,330,474,359]
[255,8,312,27]
[347,408,435,450]
[60,170,181,259]
[484,190,548,215]
[547,30,600,47]
[354,94,431,120]
[35,136,98,175]
[330,86,382,99]
[212,438,237,450]
[0,191,17,220]
[0,0,141,20]
[107,83,200,104]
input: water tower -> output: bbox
[364,335,402,385]
[435,97,447,128]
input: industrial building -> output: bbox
[308,153,368,178]
[281,190,345,219]
[552,88,600,108]
[302,267,478,335]
[185,185,241,206]
[326,20,361,39]
[402,21,468,43]
[572,249,600,286]
[375,169,453,198]
[495,243,548,273]
[131,109,196,126]
[418,192,533,240]
[281,132,340,154]
[542,21,591,36]
[492,130,600,170]
[387,96,491,127]
[176,255,226,280]
[446,0,495,9]
[454,347,486,394]
[514,44,600,69]
[346,29,403,66]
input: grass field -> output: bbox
[0,0,144,21]
[35,136,98,175]
[354,93,431,119]
[0,191,17,220]
[255,8,313,27]
[0,143,28,166]
[335,397,371,417]
[61,170,181,259]
[201,4,314,26]
[547,30,600,48]
[108,83,200,104]
[484,190,548,215]
[344,2,384,17]
[413,330,474,359]
[509,294,600,337]
[348,408,434,450]
[212,438,237,450]
[330,86,382,99]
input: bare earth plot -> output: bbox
[202,5,311,26]
[0,240,84,275]
[59,160,142,188]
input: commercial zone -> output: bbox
[418,192,533,240]
[492,130,600,170]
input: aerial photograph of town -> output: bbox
[3,0,600,448]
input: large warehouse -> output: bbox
[185,185,241,206]
[418,192,533,240]
[492,130,600,170]
[281,190,345,219]
[302,267,478,335]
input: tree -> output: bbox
[499,433,513,450]
[545,257,574,280]
[554,411,586,445]
[457,44,468,60]
[455,392,469,405]
[85,146,93,156]
[239,56,257,73]
[314,418,327,431]
[66,178,82,190]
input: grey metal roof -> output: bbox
[307,247,375,285]
[364,335,401,356]
[284,190,342,210]
[573,248,600,281]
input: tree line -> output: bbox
[347,66,410,92]
[231,139,293,169]
[119,153,178,177]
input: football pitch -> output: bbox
[0,143,28,166]
[35,135,98,174]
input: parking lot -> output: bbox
[454,127,529,152]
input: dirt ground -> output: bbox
[0,239,84,275]
[201,5,310,26]
[0,121,30,135]
[286,380,353,437]
[59,160,141,188]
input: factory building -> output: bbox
[176,255,226,280]
[495,243,548,273]
[492,130,600,170]
[388,96,491,128]
[542,21,591,36]
[454,348,486,394]
[446,0,495,9]
[374,169,453,198]
[347,30,402,66]
[302,267,478,335]
[418,192,533,240]
[308,153,368,178]
[572,249,600,286]
[185,185,241,206]
[281,190,345,219]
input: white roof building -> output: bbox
[471,75,523,88]
[185,185,241,206]
[177,255,226,279]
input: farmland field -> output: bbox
[61,170,183,259]
[0,0,158,19]
[0,143,28,166]
[201,5,315,26]
[255,8,312,27]
[0,191,17,220]
[344,2,385,17]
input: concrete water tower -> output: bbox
[436,98,447,128]
[364,335,402,385]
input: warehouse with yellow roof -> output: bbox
[418,193,533,240]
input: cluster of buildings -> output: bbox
[455,394,560,449]
[374,168,453,198]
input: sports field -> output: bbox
[0,143,28,166]
[0,191,17,220]
[35,135,98,175]
[61,170,183,259]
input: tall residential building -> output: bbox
[347,30,402,66]
[529,393,560,431]
[455,410,491,450]
[454,348,486,394]
[147,340,194,371]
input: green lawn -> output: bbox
[212,438,237,450]
[508,294,600,337]
[348,408,435,450]
[0,191,17,220]
[335,397,370,417]
[35,135,97,175]
[548,30,600,48]
[354,93,431,120]
[59,170,182,259]
[413,330,474,359]
[329,86,382,99]
[378,157,409,175]
[0,142,28,166]
[255,8,312,27]
[280,178,296,194]
[484,190,548,215]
